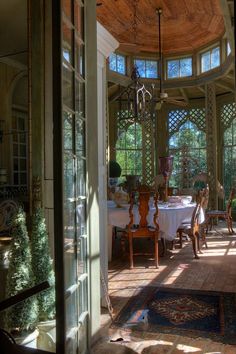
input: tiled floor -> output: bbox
[92,223,236,353]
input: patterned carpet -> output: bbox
[112,287,236,344]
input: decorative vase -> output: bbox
[112,187,129,207]
[158,156,174,202]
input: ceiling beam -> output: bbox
[215,81,234,92]
[197,86,205,94]
[179,88,189,103]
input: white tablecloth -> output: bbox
[107,200,205,260]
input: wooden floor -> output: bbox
[92,222,236,353]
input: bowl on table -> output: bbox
[180,195,192,205]
[167,196,182,204]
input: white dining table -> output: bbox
[107,200,204,261]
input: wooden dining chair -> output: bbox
[177,192,205,259]
[205,188,235,234]
[121,185,159,268]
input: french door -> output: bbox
[52,1,98,353]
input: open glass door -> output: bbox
[53,1,97,353]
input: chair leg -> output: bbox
[121,234,126,258]
[178,230,183,248]
[200,224,208,249]
[190,233,200,259]
[128,234,134,268]
[226,216,234,234]
[229,217,234,234]
[154,233,159,268]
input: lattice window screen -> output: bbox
[116,109,154,185]
[169,108,206,136]
[220,102,236,130]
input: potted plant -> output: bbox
[4,206,38,347]
[108,160,122,187]
[31,206,55,352]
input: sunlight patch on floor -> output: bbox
[200,249,228,256]
[176,343,201,352]
[162,266,186,284]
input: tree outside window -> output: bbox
[109,53,126,75]
[134,59,158,78]
[201,47,220,73]
[116,122,142,179]
[169,121,206,189]
[167,57,192,79]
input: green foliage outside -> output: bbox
[223,120,236,210]
[5,207,38,333]
[169,121,206,189]
[31,207,55,321]
[116,123,142,178]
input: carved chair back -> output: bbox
[127,185,159,232]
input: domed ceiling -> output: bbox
[96,0,225,55]
[97,0,235,101]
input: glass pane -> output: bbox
[64,113,73,150]
[135,59,145,77]
[12,118,17,130]
[66,333,78,354]
[77,237,87,276]
[145,60,158,78]
[63,66,73,109]
[20,133,26,143]
[13,133,18,143]
[75,42,84,76]
[117,55,125,74]
[65,288,78,330]
[75,81,85,116]
[13,144,18,156]
[109,53,117,71]
[167,60,179,78]
[74,2,83,35]
[63,23,73,64]
[20,145,26,157]
[62,0,72,20]
[20,173,27,185]
[75,116,85,153]
[227,41,231,56]
[76,199,86,235]
[201,51,210,72]
[211,47,220,69]
[180,58,192,77]
[20,159,27,170]
[78,320,87,354]
[14,173,18,184]
[14,158,18,170]
[76,158,86,196]
[18,117,25,131]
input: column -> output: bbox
[97,22,119,305]
[205,83,218,210]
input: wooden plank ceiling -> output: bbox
[97,0,235,102]
[96,0,225,55]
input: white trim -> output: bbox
[97,21,119,59]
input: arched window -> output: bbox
[169,121,206,189]
[223,117,236,197]
[116,122,142,177]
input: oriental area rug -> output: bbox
[112,287,236,344]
